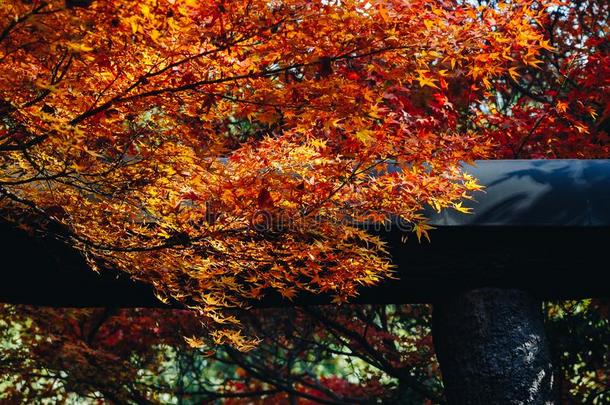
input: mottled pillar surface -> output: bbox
[433,288,555,405]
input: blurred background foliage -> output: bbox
[0,301,607,404]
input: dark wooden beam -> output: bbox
[1,160,609,308]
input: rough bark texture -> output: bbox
[433,288,555,405]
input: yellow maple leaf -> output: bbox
[453,201,472,214]
[508,67,521,81]
[184,336,205,349]
[66,42,93,53]
[416,75,439,89]
[413,222,434,242]
[355,129,374,145]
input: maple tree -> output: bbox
[1,0,609,403]
[0,0,560,345]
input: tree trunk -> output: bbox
[432,288,556,404]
